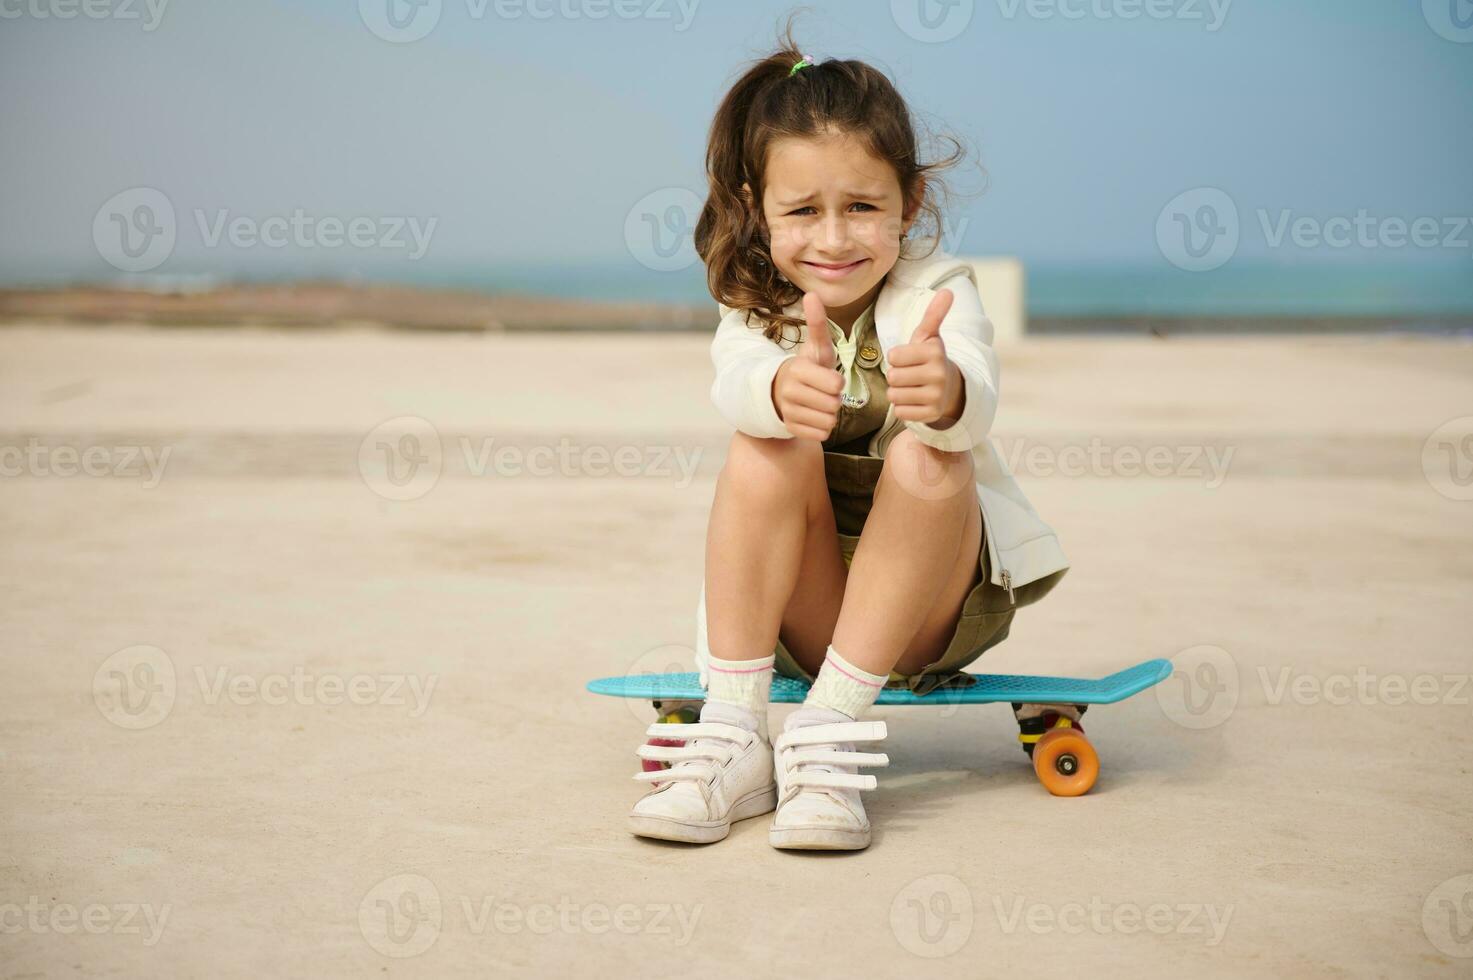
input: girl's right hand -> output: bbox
[772,293,844,442]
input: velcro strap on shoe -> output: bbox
[774,721,886,750]
[632,769,709,784]
[785,749,888,769]
[788,771,878,791]
[636,743,724,763]
[642,721,750,741]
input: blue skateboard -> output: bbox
[587,658,1171,796]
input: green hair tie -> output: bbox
[789,55,814,76]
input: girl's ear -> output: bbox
[901,177,925,237]
[740,182,768,249]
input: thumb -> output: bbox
[910,288,954,346]
[802,292,836,369]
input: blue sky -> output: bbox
[1,0,1470,310]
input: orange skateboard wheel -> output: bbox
[1032,727,1099,796]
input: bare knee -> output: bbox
[879,429,975,503]
[722,432,824,506]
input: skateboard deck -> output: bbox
[593,658,1172,796]
[587,657,1171,706]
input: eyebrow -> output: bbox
[774,189,887,207]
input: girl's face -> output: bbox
[759,130,915,330]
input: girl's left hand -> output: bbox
[885,288,964,426]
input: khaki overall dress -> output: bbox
[770,302,1065,696]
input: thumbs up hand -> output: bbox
[800,292,836,371]
[772,292,844,441]
[886,288,964,426]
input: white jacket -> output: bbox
[707,249,1069,595]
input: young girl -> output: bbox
[628,35,1071,851]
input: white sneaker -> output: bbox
[770,707,889,850]
[628,703,777,844]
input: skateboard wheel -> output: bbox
[641,703,700,774]
[1032,728,1099,797]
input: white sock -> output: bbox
[704,652,775,718]
[805,645,887,720]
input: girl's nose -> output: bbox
[819,212,850,249]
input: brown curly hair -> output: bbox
[693,14,969,345]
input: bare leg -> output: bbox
[704,433,848,664]
[830,429,983,677]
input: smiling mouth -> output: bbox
[802,258,868,278]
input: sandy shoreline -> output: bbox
[1,323,1471,976]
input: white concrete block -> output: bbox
[960,256,1026,343]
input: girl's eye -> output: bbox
[789,203,877,216]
